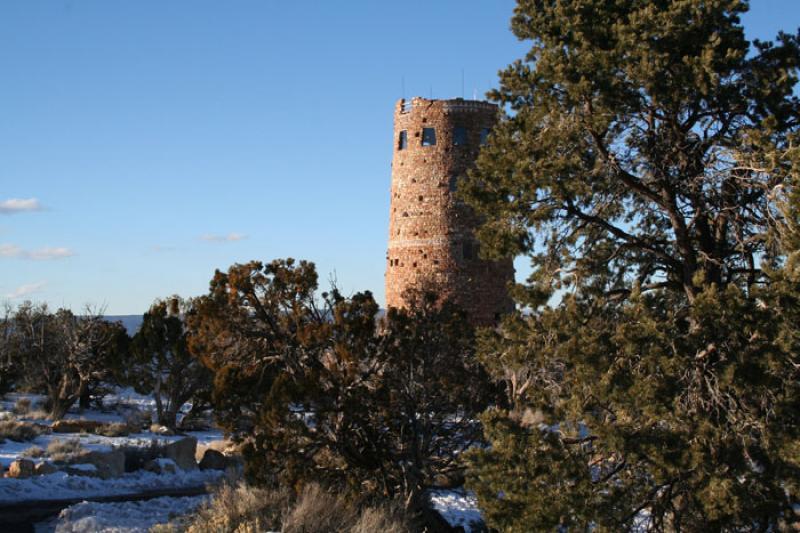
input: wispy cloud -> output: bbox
[201,232,248,243]
[6,281,47,299]
[0,244,74,260]
[0,198,44,215]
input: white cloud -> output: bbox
[25,247,74,260]
[0,198,43,214]
[0,244,74,260]
[201,232,247,243]
[0,244,22,258]
[6,281,47,299]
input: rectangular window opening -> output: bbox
[422,127,437,146]
[398,130,408,150]
[480,128,491,146]
[453,126,467,146]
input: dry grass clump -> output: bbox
[12,398,32,415]
[158,482,411,533]
[0,419,44,442]
[46,438,85,462]
[350,505,410,533]
[282,483,360,533]
[11,398,49,420]
[21,445,45,458]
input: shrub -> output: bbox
[12,398,31,415]
[160,482,411,533]
[282,483,359,533]
[21,445,45,458]
[0,420,44,442]
[46,438,85,462]
[189,260,493,512]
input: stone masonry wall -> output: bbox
[385,97,514,326]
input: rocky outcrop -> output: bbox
[199,449,227,470]
[34,462,58,476]
[164,437,197,471]
[6,459,35,478]
[80,449,126,479]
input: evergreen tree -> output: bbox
[130,297,211,430]
[187,259,493,515]
[461,1,800,530]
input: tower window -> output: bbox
[453,126,467,146]
[422,128,437,146]
[398,130,408,150]
[480,128,491,145]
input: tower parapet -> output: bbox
[385,97,514,325]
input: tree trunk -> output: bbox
[79,389,91,410]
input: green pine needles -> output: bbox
[461,0,800,531]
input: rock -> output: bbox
[199,449,227,470]
[82,449,126,479]
[7,459,35,478]
[143,458,177,474]
[52,419,103,434]
[164,436,197,471]
[63,463,100,477]
[34,462,58,476]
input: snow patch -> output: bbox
[36,494,208,533]
[0,468,224,504]
[428,489,484,532]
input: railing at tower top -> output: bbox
[399,98,496,115]
[442,99,497,113]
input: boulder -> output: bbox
[63,463,100,477]
[34,462,58,476]
[143,458,177,475]
[52,419,103,434]
[7,459,35,478]
[164,436,197,471]
[81,449,126,479]
[199,449,227,471]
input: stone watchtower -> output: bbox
[385,97,514,325]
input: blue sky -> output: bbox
[1,1,798,314]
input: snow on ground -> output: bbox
[0,389,224,468]
[428,488,484,532]
[0,468,224,504]
[35,494,209,533]
[0,429,224,469]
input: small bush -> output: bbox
[21,445,45,458]
[0,420,44,442]
[12,398,31,415]
[161,482,411,533]
[351,505,410,533]
[282,484,359,533]
[46,438,85,462]
[123,408,150,432]
[184,482,289,532]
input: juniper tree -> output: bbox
[187,259,493,513]
[461,1,800,530]
[129,297,211,430]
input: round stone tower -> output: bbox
[385,96,514,326]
